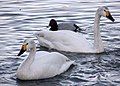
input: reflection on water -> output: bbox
[0,0,120,86]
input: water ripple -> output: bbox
[0,0,120,86]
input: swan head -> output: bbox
[97,6,115,22]
[17,39,36,56]
[48,19,58,31]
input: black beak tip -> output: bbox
[108,17,115,22]
[17,52,22,56]
[17,49,26,56]
[17,53,20,56]
[112,18,115,22]
[106,14,115,22]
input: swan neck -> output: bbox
[21,46,36,69]
[16,44,36,79]
[93,11,104,53]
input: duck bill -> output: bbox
[17,45,26,56]
[106,12,115,22]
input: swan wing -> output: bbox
[35,51,50,60]
[30,52,74,79]
[35,30,94,53]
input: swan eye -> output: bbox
[104,10,106,12]
[26,43,28,45]
[103,9,109,17]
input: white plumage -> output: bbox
[35,30,93,53]
[35,6,114,53]
[17,39,74,80]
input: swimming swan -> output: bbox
[35,6,115,53]
[16,39,74,80]
[48,19,81,32]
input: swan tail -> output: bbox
[58,60,74,75]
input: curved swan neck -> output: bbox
[21,45,36,69]
[93,10,104,53]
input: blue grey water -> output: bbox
[0,0,120,86]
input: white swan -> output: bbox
[16,39,74,80]
[48,19,81,32]
[35,6,115,53]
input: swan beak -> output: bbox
[106,11,115,22]
[17,44,27,56]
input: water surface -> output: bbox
[0,0,120,86]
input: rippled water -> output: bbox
[0,0,120,86]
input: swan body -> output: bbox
[35,6,114,53]
[17,39,74,80]
[35,30,94,53]
[48,19,81,32]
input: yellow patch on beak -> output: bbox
[103,10,110,17]
[22,44,27,51]
[17,43,28,56]
[106,11,110,16]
